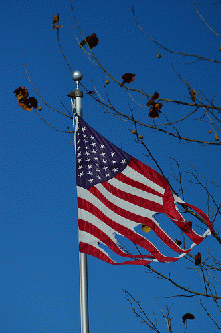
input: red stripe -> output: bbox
[79,219,155,259]
[79,188,193,253]
[129,159,205,244]
[79,242,116,264]
[89,186,145,223]
[102,181,164,213]
[79,242,153,265]
[184,203,213,232]
[129,158,168,189]
[78,198,189,262]
[85,187,193,253]
[163,187,204,244]
[115,171,164,197]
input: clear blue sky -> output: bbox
[2,0,221,332]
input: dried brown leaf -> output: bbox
[80,33,99,49]
[182,313,195,324]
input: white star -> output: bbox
[105,173,110,177]
[85,158,91,162]
[90,135,95,139]
[102,159,107,164]
[111,152,115,157]
[79,171,84,177]
[85,151,90,156]
[121,159,127,164]
[91,142,96,147]
[100,145,105,149]
[103,166,108,171]
[88,178,94,183]
[87,171,93,175]
[112,160,117,164]
[82,127,86,132]
[97,175,101,179]
[100,152,106,157]
[78,158,82,163]
[112,168,118,172]
[92,149,97,154]
[77,146,81,151]
[77,152,82,157]
[78,165,83,170]
[87,165,92,169]
[94,157,98,161]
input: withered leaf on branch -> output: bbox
[14,86,29,101]
[190,89,196,103]
[155,103,162,110]
[14,87,38,112]
[120,73,136,86]
[52,13,59,24]
[80,33,99,49]
[182,313,195,324]
[149,106,160,119]
[18,97,38,112]
[146,91,160,106]
[195,252,201,265]
[27,97,38,109]
[148,103,162,119]
[215,134,219,141]
[51,13,63,30]
[18,101,32,112]
[146,92,162,119]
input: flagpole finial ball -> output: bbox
[72,70,83,82]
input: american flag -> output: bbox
[75,115,213,265]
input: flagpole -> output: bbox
[68,70,89,333]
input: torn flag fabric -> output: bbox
[75,115,213,265]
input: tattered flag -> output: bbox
[75,115,213,265]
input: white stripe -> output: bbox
[77,186,163,250]
[77,188,192,261]
[78,208,118,243]
[79,230,112,258]
[108,177,163,205]
[79,202,182,252]
[95,183,157,218]
[78,185,157,220]
[122,165,165,195]
[173,194,185,203]
[78,203,166,257]
[77,186,142,229]
[77,186,187,252]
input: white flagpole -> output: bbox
[68,70,89,333]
